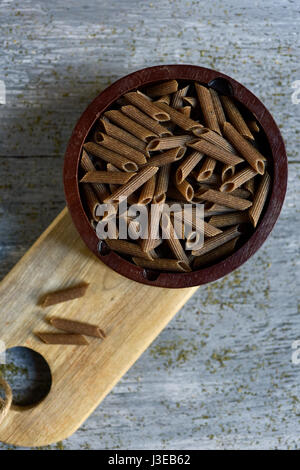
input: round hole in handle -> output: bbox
[208,77,234,96]
[0,346,52,407]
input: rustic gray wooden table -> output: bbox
[0,0,299,450]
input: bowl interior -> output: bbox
[63,65,287,288]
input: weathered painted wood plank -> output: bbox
[0,0,299,450]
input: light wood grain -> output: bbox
[0,208,197,446]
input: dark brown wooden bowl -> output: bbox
[63,65,287,288]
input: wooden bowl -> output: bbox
[63,65,287,288]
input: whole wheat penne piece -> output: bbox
[223,122,265,174]
[98,118,147,154]
[167,186,190,202]
[124,92,170,121]
[138,174,156,205]
[246,119,260,133]
[244,178,255,195]
[146,80,178,97]
[196,189,252,210]
[49,317,105,339]
[155,102,204,132]
[153,164,171,203]
[105,239,155,260]
[248,172,271,227]
[209,88,226,128]
[176,151,204,184]
[193,238,238,268]
[195,83,221,134]
[191,129,237,154]
[41,283,89,307]
[220,95,254,140]
[104,110,158,142]
[173,211,222,238]
[81,149,96,172]
[204,204,237,216]
[81,184,100,221]
[231,188,251,199]
[182,96,197,108]
[121,105,172,137]
[140,203,163,252]
[147,135,194,151]
[171,85,190,108]
[95,133,147,165]
[194,156,217,181]
[178,106,192,118]
[81,171,134,185]
[84,142,138,172]
[175,179,194,202]
[80,150,111,202]
[209,211,249,228]
[147,147,186,166]
[37,333,89,345]
[160,213,190,265]
[104,166,159,204]
[187,139,243,166]
[192,225,241,256]
[220,167,257,192]
[221,164,235,182]
[193,173,220,186]
[132,257,191,272]
[155,95,171,105]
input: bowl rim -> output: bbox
[63,64,287,288]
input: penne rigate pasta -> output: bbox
[104,110,158,142]
[155,101,204,132]
[140,203,164,252]
[223,122,265,174]
[182,96,197,108]
[121,105,172,137]
[209,88,226,128]
[246,119,260,134]
[146,80,178,97]
[132,257,191,272]
[124,92,170,121]
[221,164,235,182]
[98,118,147,154]
[220,167,257,192]
[81,184,100,221]
[178,106,192,118]
[95,132,147,165]
[84,142,138,172]
[104,166,159,204]
[105,238,155,260]
[188,139,243,166]
[160,212,190,265]
[146,135,193,151]
[176,151,204,184]
[192,129,237,154]
[193,238,238,268]
[248,171,271,227]
[146,147,186,166]
[49,317,106,339]
[192,225,241,256]
[195,188,252,210]
[175,179,194,202]
[41,283,89,308]
[195,83,221,134]
[220,95,254,140]
[80,171,134,185]
[153,164,171,204]
[37,333,89,345]
[138,174,156,205]
[171,85,190,108]
[208,211,249,228]
[194,156,217,181]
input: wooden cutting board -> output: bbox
[0,208,197,447]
